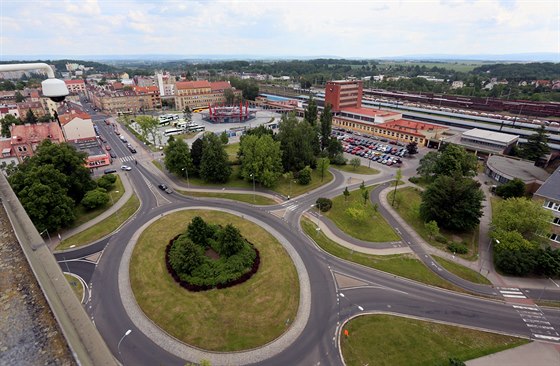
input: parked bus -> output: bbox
[159,115,173,126]
[164,128,184,136]
[186,124,205,132]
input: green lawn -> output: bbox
[178,190,277,205]
[433,255,492,285]
[323,185,399,242]
[301,218,465,292]
[130,210,299,351]
[224,142,240,163]
[341,315,528,366]
[388,187,479,260]
[56,194,140,250]
[333,164,380,175]
[70,175,125,228]
[64,273,83,302]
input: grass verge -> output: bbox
[323,185,399,242]
[178,190,277,205]
[388,187,479,260]
[56,194,140,250]
[70,175,125,228]
[333,164,380,175]
[130,210,299,351]
[64,273,83,302]
[301,218,466,292]
[224,142,240,163]
[341,314,529,366]
[433,255,492,285]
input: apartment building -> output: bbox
[174,80,241,111]
[325,80,363,112]
[65,79,87,94]
[534,166,560,247]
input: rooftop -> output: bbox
[176,80,212,90]
[10,122,64,143]
[534,165,560,201]
[58,112,91,125]
[487,155,550,183]
[462,128,519,144]
[64,79,85,85]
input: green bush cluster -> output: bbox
[447,242,468,254]
[167,216,257,288]
[315,197,333,212]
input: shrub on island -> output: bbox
[166,216,260,291]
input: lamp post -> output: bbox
[182,167,190,188]
[117,329,132,356]
[110,190,119,206]
[40,229,51,244]
[250,173,255,203]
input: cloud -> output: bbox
[0,0,558,57]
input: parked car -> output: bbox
[109,152,117,159]
[158,183,172,194]
[103,168,117,174]
[128,146,137,153]
[105,144,111,151]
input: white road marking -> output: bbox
[533,334,560,342]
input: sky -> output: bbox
[1,0,559,60]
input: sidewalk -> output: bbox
[49,172,134,251]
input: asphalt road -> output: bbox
[56,114,560,365]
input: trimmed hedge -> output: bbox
[165,235,260,292]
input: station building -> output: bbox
[534,166,560,247]
[484,155,549,193]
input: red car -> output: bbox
[105,145,111,151]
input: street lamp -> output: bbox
[250,173,255,203]
[110,190,119,206]
[181,167,190,188]
[117,329,132,356]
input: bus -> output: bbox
[164,128,184,136]
[159,115,174,126]
[187,124,205,132]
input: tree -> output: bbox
[425,220,440,239]
[15,91,25,102]
[81,188,109,210]
[495,178,525,199]
[238,134,283,188]
[97,174,116,190]
[406,141,418,155]
[492,197,552,243]
[38,113,52,123]
[343,186,350,201]
[1,114,19,137]
[519,125,550,162]
[218,224,244,257]
[297,166,312,185]
[419,174,484,232]
[316,157,330,182]
[183,105,192,121]
[187,216,213,247]
[304,96,318,126]
[416,145,477,181]
[26,140,96,203]
[164,137,194,178]
[277,113,317,172]
[361,187,370,205]
[190,138,204,174]
[350,157,361,170]
[224,88,236,105]
[169,235,204,275]
[134,115,160,145]
[9,164,76,232]
[220,131,229,145]
[200,133,232,183]
[326,138,343,160]
[319,103,332,150]
[24,109,38,124]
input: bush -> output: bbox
[447,242,468,254]
[434,234,448,244]
[315,197,332,212]
[80,188,109,210]
[330,153,346,165]
[408,176,420,184]
[97,174,116,190]
[297,166,312,185]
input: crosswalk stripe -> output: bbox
[534,334,560,341]
[526,324,556,330]
[512,305,539,311]
[500,287,522,291]
[501,294,526,298]
[523,319,551,325]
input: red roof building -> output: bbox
[9,122,65,161]
[65,79,86,93]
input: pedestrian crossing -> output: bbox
[120,155,136,162]
[512,304,560,342]
[498,287,527,299]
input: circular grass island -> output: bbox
[129,210,300,351]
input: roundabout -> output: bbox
[118,207,311,364]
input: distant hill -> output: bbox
[379,53,559,63]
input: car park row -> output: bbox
[332,129,406,166]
